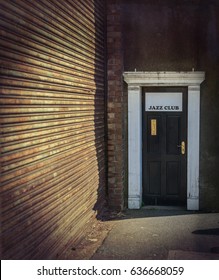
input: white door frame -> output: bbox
[123,72,205,210]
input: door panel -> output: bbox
[142,87,187,206]
[147,115,162,153]
[147,161,161,195]
[166,116,180,155]
[166,161,180,195]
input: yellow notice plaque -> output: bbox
[151,119,157,136]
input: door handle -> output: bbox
[177,141,186,155]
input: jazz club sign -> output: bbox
[145,92,183,112]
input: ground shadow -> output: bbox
[192,228,219,235]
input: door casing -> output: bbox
[123,72,205,210]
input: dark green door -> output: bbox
[142,87,187,206]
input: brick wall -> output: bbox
[107,0,125,211]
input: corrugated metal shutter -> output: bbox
[0,0,106,259]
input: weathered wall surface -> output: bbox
[107,0,126,210]
[122,0,200,71]
[0,0,106,259]
[121,0,219,210]
[198,2,219,211]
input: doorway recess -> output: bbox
[123,72,205,210]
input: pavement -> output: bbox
[91,207,219,260]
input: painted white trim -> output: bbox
[128,86,142,209]
[187,86,201,210]
[124,71,205,86]
[123,71,205,210]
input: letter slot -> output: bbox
[151,119,157,136]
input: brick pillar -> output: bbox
[107,0,125,211]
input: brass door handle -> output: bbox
[177,141,186,155]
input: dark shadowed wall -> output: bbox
[121,0,219,210]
